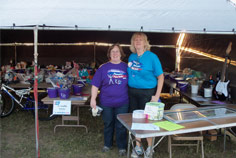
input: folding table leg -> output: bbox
[127,132,131,158]
[224,128,226,152]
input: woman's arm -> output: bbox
[151,73,164,102]
[90,85,99,109]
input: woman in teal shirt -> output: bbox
[127,32,164,158]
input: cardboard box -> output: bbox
[203,130,218,141]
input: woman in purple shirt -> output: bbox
[90,43,129,156]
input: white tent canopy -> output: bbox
[0,0,236,34]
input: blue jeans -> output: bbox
[100,104,129,150]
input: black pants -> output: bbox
[128,87,156,113]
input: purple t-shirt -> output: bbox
[91,62,129,107]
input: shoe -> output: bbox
[144,146,154,158]
[102,146,111,152]
[118,149,126,156]
[131,146,144,158]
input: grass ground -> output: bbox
[1,106,236,158]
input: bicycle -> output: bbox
[0,83,56,121]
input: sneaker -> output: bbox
[102,146,111,152]
[118,149,126,156]
[144,146,154,158]
[131,146,144,158]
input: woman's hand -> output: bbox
[90,98,97,109]
[151,95,159,102]
[90,85,99,109]
[150,74,164,102]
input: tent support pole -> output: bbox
[14,43,17,65]
[0,30,1,67]
[175,46,182,72]
[93,42,96,63]
[33,26,40,158]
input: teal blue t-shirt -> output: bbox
[127,51,163,89]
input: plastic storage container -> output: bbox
[47,87,58,98]
[144,102,165,120]
[178,81,188,92]
[58,88,70,99]
[72,84,84,95]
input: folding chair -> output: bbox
[168,103,204,158]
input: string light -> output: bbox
[179,47,236,66]
[176,32,186,71]
[0,42,174,48]
[0,41,235,67]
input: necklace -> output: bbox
[136,53,143,62]
[137,51,144,58]
[137,54,143,58]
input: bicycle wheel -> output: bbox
[0,91,15,117]
[30,92,57,121]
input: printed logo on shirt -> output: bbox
[128,60,142,71]
[107,69,127,85]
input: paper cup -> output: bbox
[204,88,212,98]
[191,85,199,94]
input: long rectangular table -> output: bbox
[9,82,52,89]
[42,85,91,133]
[164,79,233,106]
[117,105,236,158]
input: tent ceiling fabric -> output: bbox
[0,0,236,34]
